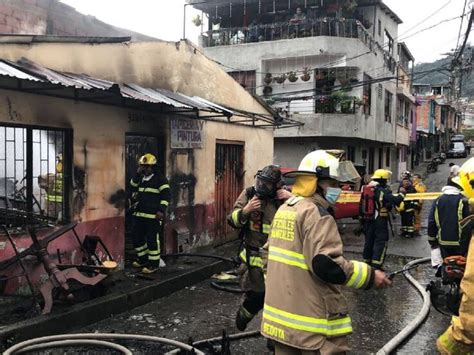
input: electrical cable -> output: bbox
[162,253,237,264]
[455,0,469,52]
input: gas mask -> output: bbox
[325,187,342,205]
[255,178,276,199]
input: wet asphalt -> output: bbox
[71,157,466,354]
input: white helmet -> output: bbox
[284,150,360,183]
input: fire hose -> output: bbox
[376,257,431,355]
[3,333,205,355]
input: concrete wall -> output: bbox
[0,40,269,117]
[0,87,273,294]
[0,0,152,40]
[203,30,397,146]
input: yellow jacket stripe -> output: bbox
[232,209,243,227]
[46,195,63,202]
[263,304,352,336]
[130,179,139,188]
[239,249,264,268]
[268,246,309,271]
[160,200,169,206]
[158,184,170,192]
[133,212,156,219]
[345,261,370,289]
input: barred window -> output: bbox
[0,124,70,229]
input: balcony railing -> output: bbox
[315,95,358,114]
[203,18,363,47]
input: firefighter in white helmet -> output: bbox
[262,150,392,354]
[437,157,474,354]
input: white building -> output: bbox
[188,0,408,177]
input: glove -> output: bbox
[430,247,443,269]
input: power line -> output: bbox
[455,0,469,51]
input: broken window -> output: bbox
[0,124,70,229]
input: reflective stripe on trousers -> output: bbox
[263,304,352,337]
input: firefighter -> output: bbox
[262,150,391,354]
[362,169,405,269]
[437,157,474,354]
[412,174,427,235]
[428,174,471,260]
[228,165,292,331]
[398,178,418,238]
[130,153,170,274]
[38,154,63,220]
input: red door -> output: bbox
[214,141,244,241]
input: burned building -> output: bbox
[0,35,296,294]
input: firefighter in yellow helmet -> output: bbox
[412,174,427,235]
[437,157,474,355]
[262,150,392,354]
[38,154,64,220]
[361,169,405,269]
[129,153,170,274]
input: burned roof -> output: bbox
[0,57,300,128]
[0,34,133,44]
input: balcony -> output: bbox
[203,18,365,47]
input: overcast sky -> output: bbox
[60,0,471,64]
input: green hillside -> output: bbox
[413,57,474,98]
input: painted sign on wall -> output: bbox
[170,118,205,149]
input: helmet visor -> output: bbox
[330,161,361,183]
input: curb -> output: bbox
[0,260,227,350]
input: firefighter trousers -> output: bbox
[363,217,389,269]
[401,210,415,237]
[132,216,161,268]
[273,336,349,354]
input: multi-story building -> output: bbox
[188,0,406,176]
[414,83,461,160]
[396,42,416,171]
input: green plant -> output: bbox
[192,15,202,27]
[264,73,273,85]
[288,71,298,83]
[274,74,287,84]
[301,68,311,81]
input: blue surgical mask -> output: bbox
[325,187,342,205]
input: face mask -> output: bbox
[325,187,342,205]
[255,184,275,199]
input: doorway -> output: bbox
[214,141,244,241]
[124,134,166,258]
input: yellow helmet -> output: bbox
[284,150,360,183]
[138,153,157,165]
[371,169,392,180]
[56,154,63,174]
[453,157,474,198]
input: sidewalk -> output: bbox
[0,242,239,350]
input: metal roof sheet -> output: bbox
[0,60,41,82]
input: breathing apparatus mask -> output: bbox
[254,165,283,199]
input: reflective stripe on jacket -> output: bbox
[130,173,170,218]
[262,196,373,350]
[227,187,282,249]
[428,194,470,251]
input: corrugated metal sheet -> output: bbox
[191,96,234,116]
[0,60,41,82]
[124,84,192,109]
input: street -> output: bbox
[73,158,467,354]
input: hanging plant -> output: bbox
[263,85,273,96]
[301,67,311,82]
[263,73,273,85]
[192,15,202,27]
[339,78,351,92]
[274,74,287,84]
[288,71,298,83]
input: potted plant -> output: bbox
[300,67,311,82]
[263,85,273,96]
[274,74,287,84]
[263,73,273,85]
[288,71,298,83]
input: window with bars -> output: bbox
[0,124,70,229]
[363,73,372,115]
[384,90,393,123]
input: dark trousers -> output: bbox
[363,218,389,268]
[401,210,415,237]
[242,290,265,315]
[132,217,161,268]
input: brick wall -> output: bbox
[0,0,153,40]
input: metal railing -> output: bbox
[202,18,396,73]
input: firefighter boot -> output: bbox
[235,306,254,331]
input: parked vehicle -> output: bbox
[447,142,467,158]
[451,134,465,142]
